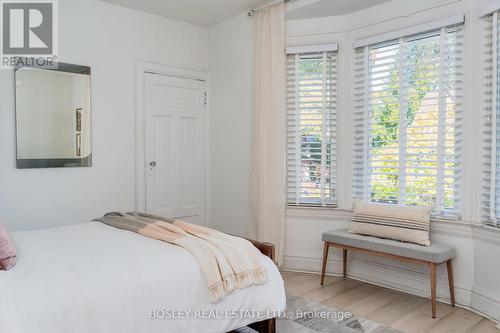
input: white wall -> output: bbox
[472,229,500,321]
[207,0,500,323]
[208,13,254,236]
[0,0,208,231]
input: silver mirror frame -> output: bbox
[14,61,92,169]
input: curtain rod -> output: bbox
[247,0,292,17]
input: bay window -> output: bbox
[352,21,464,218]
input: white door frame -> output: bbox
[135,60,210,225]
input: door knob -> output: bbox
[150,161,157,167]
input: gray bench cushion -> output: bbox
[322,228,455,263]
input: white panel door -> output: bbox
[144,73,206,225]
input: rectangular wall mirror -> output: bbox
[15,62,92,168]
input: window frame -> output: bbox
[482,9,500,227]
[352,24,464,219]
[285,45,338,208]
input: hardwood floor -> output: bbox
[282,271,499,333]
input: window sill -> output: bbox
[285,206,500,244]
[285,206,353,220]
[471,224,500,246]
[286,206,469,224]
[285,206,500,246]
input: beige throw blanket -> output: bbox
[94,212,267,302]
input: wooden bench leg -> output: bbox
[430,263,437,318]
[447,259,455,307]
[343,248,347,278]
[320,242,329,286]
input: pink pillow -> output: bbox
[0,223,17,270]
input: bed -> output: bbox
[0,222,286,333]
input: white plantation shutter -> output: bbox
[352,23,464,218]
[286,49,337,206]
[482,10,500,226]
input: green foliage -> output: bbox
[369,36,451,208]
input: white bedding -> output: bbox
[0,222,286,333]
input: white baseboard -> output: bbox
[282,254,500,324]
[471,288,500,325]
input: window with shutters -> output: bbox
[286,50,337,207]
[352,25,464,218]
[482,10,500,227]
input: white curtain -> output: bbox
[249,3,286,265]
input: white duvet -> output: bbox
[0,222,286,333]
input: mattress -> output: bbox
[0,222,286,333]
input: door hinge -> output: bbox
[203,92,207,106]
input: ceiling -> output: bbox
[100,0,268,26]
[100,0,393,26]
[286,0,392,21]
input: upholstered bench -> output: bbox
[320,228,456,318]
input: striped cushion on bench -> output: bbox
[350,200,431,246]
